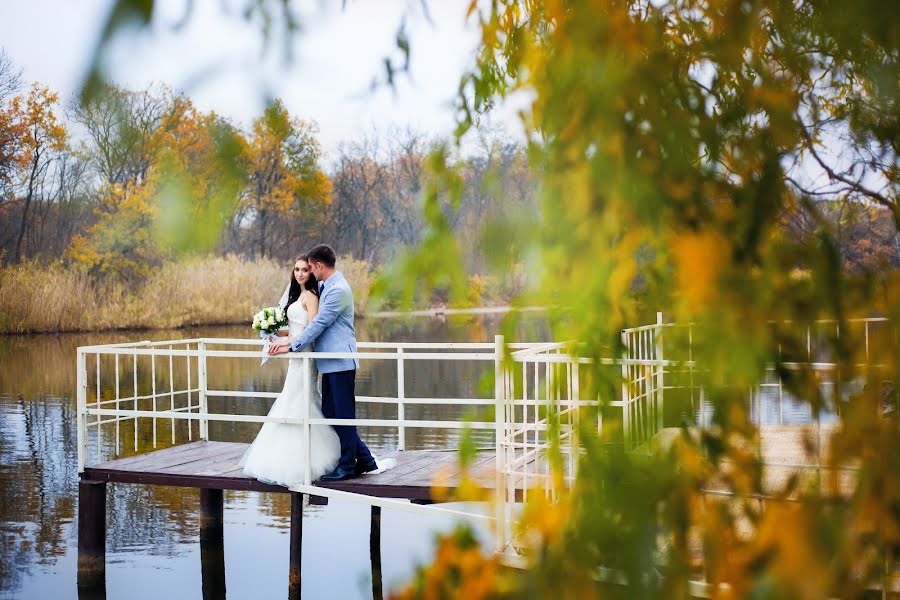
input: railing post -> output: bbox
[397,346,406,451]
[655,312,665,434]
[198,340,209,440]
[621,330,631,450]
[77,349,88,473]
[493,334,506,553]
[302,355,312,486]
[133,351,139,452]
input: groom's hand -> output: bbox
[268,344,291,356]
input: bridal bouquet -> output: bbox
[252,306,287,335]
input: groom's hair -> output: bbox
[306,244,336,268]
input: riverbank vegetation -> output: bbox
[0,254,377,334]
[0,55,531,333]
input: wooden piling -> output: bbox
[77,480,107,588]
[200,533,226,600]
[199,488,226,599]
[77,581,107,600]
[370,505,383,600]
[288,492,304,599]
[199,488,224,542]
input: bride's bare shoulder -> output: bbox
[300,290,319,308]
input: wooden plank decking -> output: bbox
[80,426,846,502]
[82,441,496,501]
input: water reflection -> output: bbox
[199,536,226,600]
[2,312,843,599]
[0,315,544,599]
[78,583,106,600]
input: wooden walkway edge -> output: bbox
[81,440,494,501]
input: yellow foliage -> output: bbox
[391,530,503,600]
[670,229,730,309]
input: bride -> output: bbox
[240,254,341,486]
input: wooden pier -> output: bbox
[74,328,874,597]
[76,441,497,595]
[82,440,495,500]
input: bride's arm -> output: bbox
[304,292,319,322]
[274,294,318,347]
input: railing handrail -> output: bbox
[78,338,544,351]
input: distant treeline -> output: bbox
[0,49,896,302]
[0,51,535,282]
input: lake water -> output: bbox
[0,314,555,600]
[0,313,830,599]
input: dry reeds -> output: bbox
[0,254,373,334]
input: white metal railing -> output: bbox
[75,315,895,565]
[619,312,665,450]
[497,340,586,548]
[76,339,541,473]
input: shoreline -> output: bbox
[368,305,544,318]
[0,305,544,337]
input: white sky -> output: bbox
[0,0,525,159]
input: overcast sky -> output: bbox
[1,0,524,158]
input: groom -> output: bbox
[268,244,377,481]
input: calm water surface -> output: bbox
[0,315,551,600]
[0,313,830,599]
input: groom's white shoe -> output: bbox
[357,456,396,475]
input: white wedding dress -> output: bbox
[240,299,341,486]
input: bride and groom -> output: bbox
[239,244,389,486]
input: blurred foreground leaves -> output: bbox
[390,0,899,598]
[72,1,900,596]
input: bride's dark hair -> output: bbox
[284,253,319,311]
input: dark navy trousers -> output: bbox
[321,369,374,471]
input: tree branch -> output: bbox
[800,125,894,209]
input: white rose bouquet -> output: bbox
[252,306,287,335]
[253,306,288,365]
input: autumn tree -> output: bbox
[44,149,94,257]
[0,50,23,214]
[68,92,246,279]
[377,128,431,255]
[326,128,432,265]
[328,135,391,263]
[69,84,180,202]
[7,85,68,262]
[233,98,330,259]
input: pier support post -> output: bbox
[199,488,225,599]
[199,488,224,542]
[288,492,304,599]
[77,583,107,600]
[370,505,383,600]
[77,480,107,588]
[200,530,226,600]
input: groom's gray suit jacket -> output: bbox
[288,271,360,373]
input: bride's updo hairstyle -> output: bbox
[285,252,320,311]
